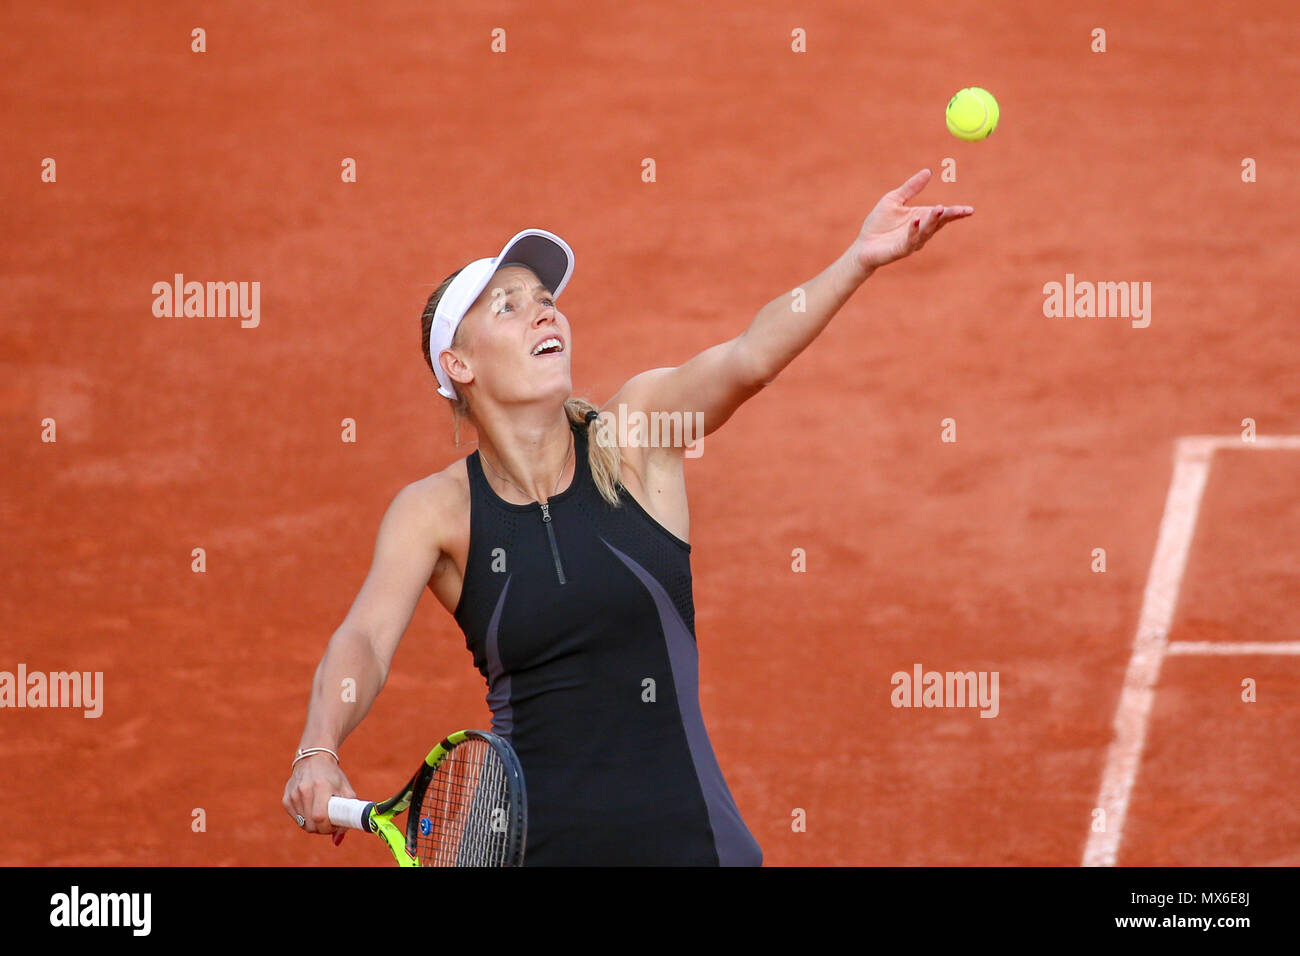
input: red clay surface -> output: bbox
[2,1,1298,865]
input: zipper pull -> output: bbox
[539,502,566,584]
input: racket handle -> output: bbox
[327,796,373,831]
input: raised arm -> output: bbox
[615,168,972,435]
[282,479,445,836]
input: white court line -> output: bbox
[1081,440,1212,867]
[1082,434,1300,867]
[1168,641,1300,655]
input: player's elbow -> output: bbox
[323,624,392,688]
[731,333,778,391]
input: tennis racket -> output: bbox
[327,729,527,867]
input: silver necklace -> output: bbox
[480,430,574,504]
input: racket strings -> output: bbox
[411,739,517,866]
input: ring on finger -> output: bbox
[295,813,307,828]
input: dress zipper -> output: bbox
[539,502,566,584]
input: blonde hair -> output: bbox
[421,273,623,507]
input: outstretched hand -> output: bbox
[851,169,973,273]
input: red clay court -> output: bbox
[2,1,1297,866]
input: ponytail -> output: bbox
[564,397,622,507]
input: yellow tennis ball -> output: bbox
[946,87,999,141]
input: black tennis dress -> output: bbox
[452,420,763,866]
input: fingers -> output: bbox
[310,784,337,835]
[921,204,944,236]
[911,204,974,251]
[285,759,357,836]
[287,780,318,833]
[907,205,942,250]
[285,777,333,834]
[282,792,300,829]
[889,168,932,204]
[928,204,973,237]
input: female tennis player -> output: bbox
[283,168,971,865]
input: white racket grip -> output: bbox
[328,796,372,831]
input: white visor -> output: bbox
[429,228,575,399]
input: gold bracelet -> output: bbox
[292,746,340,769]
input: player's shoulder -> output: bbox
[388,457,471,528]
[608,367,675,413]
